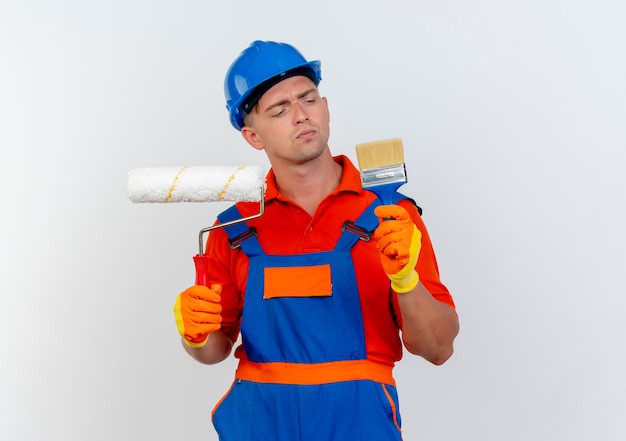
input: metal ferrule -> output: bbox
[360,163,407,188]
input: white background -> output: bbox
[1,1,625,439]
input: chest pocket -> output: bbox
[264,264,332,299]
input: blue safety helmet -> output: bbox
[224,41,322,131]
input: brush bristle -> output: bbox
[355,138,404,170]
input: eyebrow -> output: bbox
[263,88,318,113]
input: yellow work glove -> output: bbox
[373,205,422,294]
[173,284,222,348]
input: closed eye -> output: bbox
[265,88,320,117]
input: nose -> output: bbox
[293,102,309,124]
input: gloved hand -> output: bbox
[373,205,422,294]
[173,284,222,348]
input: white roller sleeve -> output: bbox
[126,165,266,203]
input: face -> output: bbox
[241,75,331,166]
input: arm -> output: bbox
[174,222,247,365]
[396,283,459,365]
[181,329,233,365]
[373,204,459,365]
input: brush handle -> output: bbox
[370,181,405,206]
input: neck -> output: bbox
[273,152,343,216]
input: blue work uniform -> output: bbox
[211,200,404,441]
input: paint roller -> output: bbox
[126,165,266,285]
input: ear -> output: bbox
[241,126,265,151]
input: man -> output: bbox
[174,40,459,440]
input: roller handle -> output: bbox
[191,187,266,286]
[193,254,211,286]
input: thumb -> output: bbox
[374,204,410,221]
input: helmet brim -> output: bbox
[241,64,321,115]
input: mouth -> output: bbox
[296,129,316,140]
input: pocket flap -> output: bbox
[264,264,332,298]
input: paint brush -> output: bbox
[355,138,407,204]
